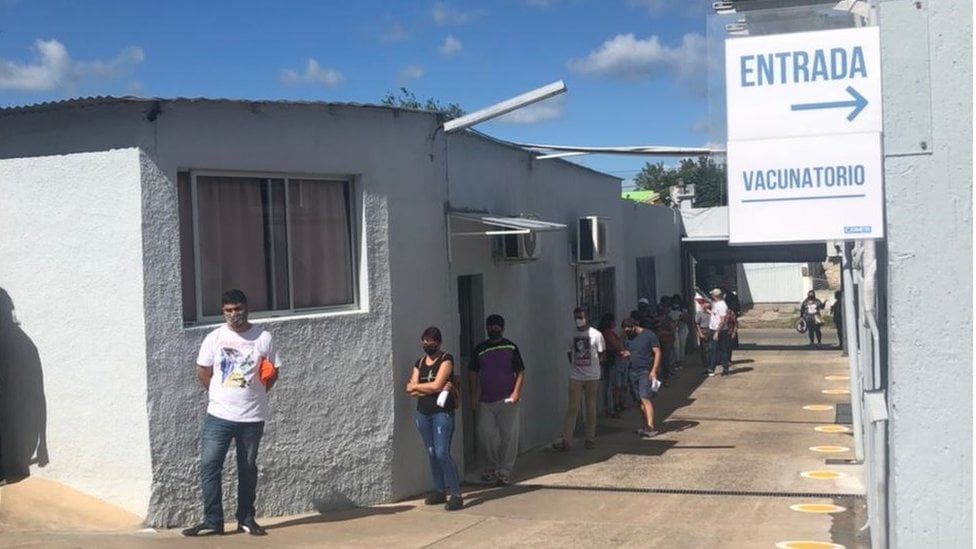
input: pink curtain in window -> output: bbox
[196,176,269,315]
[289,179,353,308]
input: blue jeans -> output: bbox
[708,331,731,373]
[414,410,461,497]
[200,414,264,526]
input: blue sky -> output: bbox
[0,0,717,184]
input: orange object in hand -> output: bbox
[259,358,278,386]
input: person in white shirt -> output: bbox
[706,288,731,376]
[183,289,279,538]
[552,307,605,451]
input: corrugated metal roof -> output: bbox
[0,95,621,182]
[0,95,444,117]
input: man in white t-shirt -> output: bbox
[182,289,279,538]
[552,307,605,451]
[706,288,730,376]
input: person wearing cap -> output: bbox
[707,288,731,376]
[468,314,525,485]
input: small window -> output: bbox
[178,171,356,323]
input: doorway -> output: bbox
[456,274,484,474]
[636,256,657,303]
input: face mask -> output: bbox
[487,329,503,340]
[626,331,637,340]
[224,312,246,327]
[423,345,439,356]
[575,318,586,328]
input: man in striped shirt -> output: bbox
[468,314,525,486]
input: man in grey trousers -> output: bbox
[468,314,525,486]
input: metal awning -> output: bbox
[448,212,566,236]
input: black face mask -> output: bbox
[423,345,439,356]
[487,328,503,340]
[626,331,637,340]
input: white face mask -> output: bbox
[575,318,587,328]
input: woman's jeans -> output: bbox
[200,414,264,526]
[414,410,461,497]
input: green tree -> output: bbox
[633,155,728,208]
[381,87,465,120]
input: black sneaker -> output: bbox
[496,474,511,486]
[424,491,447,505]
[236,518,267,536]
[181,523,224,537]
[445,496,464,511]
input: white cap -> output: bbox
[710,288,723,297]
[638,297,650,305]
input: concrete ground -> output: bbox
[0,328,868,548]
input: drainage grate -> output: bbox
[520,483,865,500]
[834,403,853,425]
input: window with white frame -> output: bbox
[178,171,357,323]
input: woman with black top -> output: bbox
[406,326,463,511]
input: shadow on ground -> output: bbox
[266,504,416,530]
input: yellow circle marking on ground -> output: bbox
[803,405,834,411]
[824,375,850,381]
[809,445,850,453]
[801,470,845,480]
[790,503,847,514]
[821,389,851,395]
[815,425,852,433]
[776,541,845,549]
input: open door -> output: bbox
[456,274,484,474]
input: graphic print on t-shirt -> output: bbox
[573,335,592,367]
[220,345,257,389]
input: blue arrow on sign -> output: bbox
[790,86,868,121]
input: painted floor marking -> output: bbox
[803,405,834,411]
[809,445,851,453]
[815,425,852,433]
[822,389,851,395]
[776,541,845,549]
[801,470,845,480]
[824,375,850,381]
[790,503,847,514]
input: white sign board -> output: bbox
[727,133,884,243]
[726,27,882,140]
[725,26,884,244]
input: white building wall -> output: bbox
[0,149,153,515]
[432,133,683,465]
[737,263,805,304]
[882,0,973,546]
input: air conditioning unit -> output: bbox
[712,1,734,14]
[576,216,608,263]
[492,231,541,261]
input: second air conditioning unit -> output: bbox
[492,231,541,261]
[576,216,608,263]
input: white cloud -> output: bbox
[567,33,707,94]
[381,22,410,43]
[439,36,463,57]
[496,95,565,124]
[280,59,344,87]
[398,65,424,83]
[0,39,144,92]
[432,2,483,25]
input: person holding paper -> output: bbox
[468,314,525,486]
[620,317,662,438]
[406,326,463,511]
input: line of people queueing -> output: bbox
[406,290,741,513]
